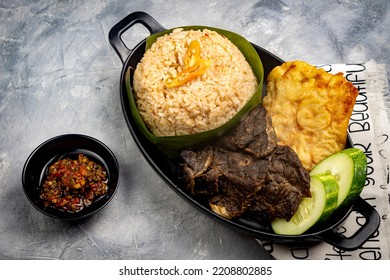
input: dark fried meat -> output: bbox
[180,104,311,222]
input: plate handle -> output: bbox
[317,197,380,251]
[108,11,165,63]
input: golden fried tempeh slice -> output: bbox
[263,60,358,170]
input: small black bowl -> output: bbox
[22,134,119,220]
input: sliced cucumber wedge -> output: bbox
[271,173,339,235]
[310,148,367,208]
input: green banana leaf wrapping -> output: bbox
[125,26,264,157]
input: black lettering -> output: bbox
[351,102,369,113]
[290,247,310,259]
[356,214,367,227]
[380,165,389,189]
[365,151,374,164]
[350,112,370,121]
[317,64,332,72]
[260,240,274,254]
[335,225,348,235]
[358,229,381,260]
[325,246,352,260]
[366,176,376,186]
[359,250,382,260]
[119,266,134,276]
[355,86,367,93]
[364,196,377,204]
[346,63,366,72]
[346,73,365,83]
[139,267,146,275]
[349,121,370,133]
[353,142,371,154]
[366,165,375,177]
[380,133,389,144]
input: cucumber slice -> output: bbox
[310,148,367,208]
[271,173,339,235]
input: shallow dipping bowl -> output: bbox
[22,134,119,220]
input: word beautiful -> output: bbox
[329,63,380,260]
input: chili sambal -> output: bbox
[40,154,108,212]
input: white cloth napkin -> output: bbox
[257,61,390,260]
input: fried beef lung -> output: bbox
[247,145,311,222]
[218,102,278,158]
[180,104,311,223]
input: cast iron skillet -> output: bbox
[108,11,380,251]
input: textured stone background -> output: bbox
[1,0,389,259]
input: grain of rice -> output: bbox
[133,28,258,136]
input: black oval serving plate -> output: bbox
[108,11,380,250]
